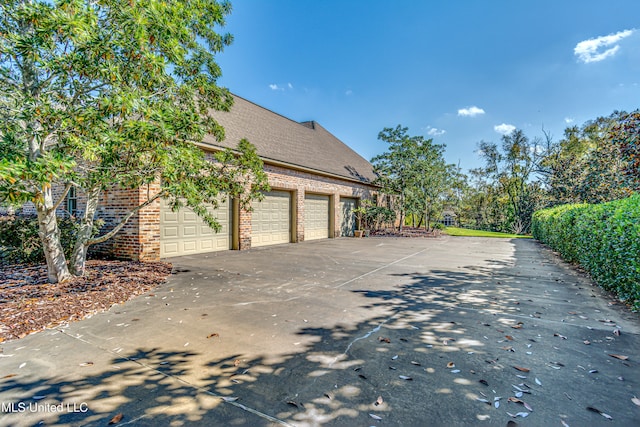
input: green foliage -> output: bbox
[354,200,396,230]
[0,215,102,265]
[465,129,546,234]
[541,111,638,206]
[371,125,455,230]
[0,0,268,279]
[532,194,640,310]
[431,222,445,231]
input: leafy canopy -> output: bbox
[0,0,268,281]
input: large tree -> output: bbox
[0,0,268,282]
[541,111,638,206]
[475,129,545,234]
[371,125,453,231]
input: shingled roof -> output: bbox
[202,94,377,184]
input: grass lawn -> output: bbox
[444,227,532,239]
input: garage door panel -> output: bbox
[340,197,357,237]
[251,191,291,247]
[304,194,329,241]
[160,198,231,257]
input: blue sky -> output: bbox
[217,1,640,172]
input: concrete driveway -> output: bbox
[1,236,639,426]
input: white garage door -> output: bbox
[160,198,231,257]
[339,197,357,237]
[304,194,329,241]
[251,190,291,247]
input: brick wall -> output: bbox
[234,164,375,249]
[5,162,377,262]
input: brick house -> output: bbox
[92,94,379,261]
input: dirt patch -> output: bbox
[0,260,172,342]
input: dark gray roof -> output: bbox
[203,94,377,184]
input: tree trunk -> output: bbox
[36,194,72,283]
[70,187,101,276]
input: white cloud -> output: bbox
[574,29,635,63]
[426,127,446,137]
[269,83,294,91]
[345,89,353,96]
[564,117,574,124]
[494,123,516,135]
[458,106,485,117]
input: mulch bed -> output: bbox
[0,260,172,342]
[369,227,442,238]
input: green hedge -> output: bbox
[532,194,640,310]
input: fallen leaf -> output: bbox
[286,400,300,408]
[511,324,523,329]
[476,398,491,405]
[608,354,629,360]
[369,413,382,420]
[589,370,598,374]
[206,333,219,339]
[516,412,529,418]
[447,362,455,368]
[502,346,515,352]
[233,359,241,367]
[553,333,568,340]
[479,379,489,386]
[221,396,239,402]
[587,406,613,420]
[613,329,621,336]
[535,377,542,386]
[514,366,530,373]
[632,397,640,407]
[391,355,398,360]
[505,335,514,341]
[508,397,524,404]
[375,396,383,406]
[79,362,93,367]
[560,420,570,427]
[399,375,413,380]
[108,413,123,424]
[410,361,421,366]
[451,369,460,374]
[378,337,391,343]
[2,374,17,379]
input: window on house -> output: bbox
[66,187,78,217]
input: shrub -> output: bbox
[532,194,640,310]
[0,215,102,266]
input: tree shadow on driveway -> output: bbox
[1,239,638,426]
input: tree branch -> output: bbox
[86,190,165,246]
